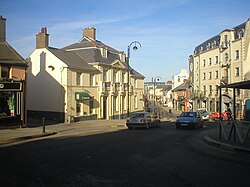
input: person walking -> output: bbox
[226,107,232,120]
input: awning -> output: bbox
[75,92,91,100]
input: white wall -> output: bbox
[27,49,67,113]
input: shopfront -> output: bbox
[0,81,25,126]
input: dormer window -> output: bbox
[101,47,108,58]
[207,43,211,50]
[238,29,244,39]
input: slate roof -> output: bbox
[48,47,100,74]
[172,82,190,92]
[0,41,27,67]
[194,21,247,55]
[63,36,144,79]
[130,68,145,79]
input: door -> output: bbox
[103,96,107,119]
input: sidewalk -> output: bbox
[202,121,250,153]
[0,119,126,145]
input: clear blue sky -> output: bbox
[1,0,249,82]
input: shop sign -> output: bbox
[0,82,22,92]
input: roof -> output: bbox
[172,82,190,92]
[63,36,144,78]
[0,41,27,67]
[48,47,100,74]
[130,68,145,79]
[219,80,250,89]
[162,85,172,91]
[194,21,247,55]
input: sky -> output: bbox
[1,0,250,82]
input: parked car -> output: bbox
[176,111,203,129]
[126,112,160,129]
[211,111,234,120]
[197,108,210,121]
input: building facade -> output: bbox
[172,69,189,89]
[189,18,250,116]
[0,16,28,127]
[27,27,145,122]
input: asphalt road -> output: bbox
[0,122,250,187]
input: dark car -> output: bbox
[176,111,203,129]
[126,112,160,129]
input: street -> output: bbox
[0,121,250,187]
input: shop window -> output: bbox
[0,92,16,118]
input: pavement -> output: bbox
[1,110,250,154]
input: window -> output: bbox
[134,95,138,109]
[115,70,119,82]
[209,85,212,95]
[76,101,81,114]
[90,74,95,86]
[76,72,82,86]
[235,67,240,77]
[196,74,198,81]
[203,59,206,67]
[225,53,229,62]
[209,58,212,66]
[215,70,219,79]
[209,72,212,80]
[216,85,219,95]
[203,73,206,80]
[215,56,218,64]
[235,50,240,60]
[134,79,138,88]
[103,69,108,82]
[196,62,198,69]
[203,86,206,95]
[0,66,9,78]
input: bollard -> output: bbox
[42,117,46,133]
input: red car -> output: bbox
[211,112,233,120]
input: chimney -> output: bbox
[36,27,49,49]
[0,16,6,42]
[83,27,96,40]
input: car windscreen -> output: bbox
[180,112,196,117]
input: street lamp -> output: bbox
[153,76,161,116]
[127,41,142,118]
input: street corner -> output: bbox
[202,136,250,154]
[0,131,58,144]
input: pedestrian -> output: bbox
[226,107,232,120]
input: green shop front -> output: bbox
[0,81,26,126]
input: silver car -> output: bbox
[126,112,160,129]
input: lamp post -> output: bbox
[153,76,161,116]
[127,41,142,118]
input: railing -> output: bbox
[219,119,250,144]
